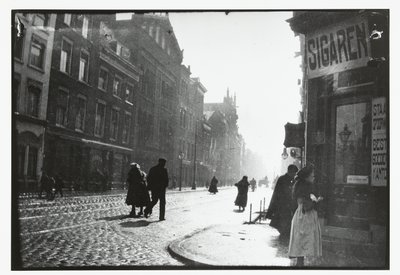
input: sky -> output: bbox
[169,12,302,179]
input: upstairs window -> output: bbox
[98,67,109,91]
[82,16,89,38]
[29,36,46,69]
[27,84,41,117]
[60,38,72,74]
[33,14,48,27]
[94,101,106,137]
[125,83,134,103]
[113,75,122,97]
[79,50,89,82]
[122,112,131,144]
[64,14,71,25]
[110,108,119,140]
[75,96,87,131]
[14,34,24,61]
[55,88,69,127]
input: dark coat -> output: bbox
[126,167,150,207]
[234,179,250,207]
[147,164,169,192]
[266,173,295,234]
[208,177,218,193]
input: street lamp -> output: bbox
[339,124,352,182]
[178,151,184,191]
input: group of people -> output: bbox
[266,164,323,266]
[125,158,169,221]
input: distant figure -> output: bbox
[54,173,64,198]
[250,178,257,192]
[208,176,218,194]
[266,164,298,236]
[234,176,250,211]
[46,175,55,200]
[125,163,150,217]
[144,158,169,221]
[288,166,323,266]
[38,172,49,199]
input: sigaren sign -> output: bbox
[306,16,370,78]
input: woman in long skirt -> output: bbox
[125,163,150,217]
[234,176,250,211]
[288,166,323,266]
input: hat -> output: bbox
[130,162,140,169]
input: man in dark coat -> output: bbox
[234,176,250,211]
[144,158,169,221]
[266,164,299,236]
[208,176,218,194]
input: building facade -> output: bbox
[14,13,57,192]
[288,11,388,249]
[44,14,140,190]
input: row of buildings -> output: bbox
[287,10,388,262]
[13,12,245,192]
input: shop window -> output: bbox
[79,50,89,82]
[75,95,87,131]
[94,101,106,137]
[334,102,371,184]
[60,38,72,74]
[55,88,69,127]
[27,147,38,179]
[338,67,375,88]
[27,85,41,117]
[29,36,46,70]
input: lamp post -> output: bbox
[339,124,352,182]
[178,151,184,191]
[192,120,198,190]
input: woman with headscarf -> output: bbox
[234,176,250,211]
[288,166,323,266]
[208,176,219,194]
[125,163,150,217]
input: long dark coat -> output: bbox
[266,173,295,234]
[234,179,250,207]
[147,164,169,193]
[125,167,150,207]
[208,177,218,193]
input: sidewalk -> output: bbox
[168,220,387,268]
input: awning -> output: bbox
[284,122,305,148]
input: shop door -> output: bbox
[328,99,371,230]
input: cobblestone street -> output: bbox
[18,187,272,268]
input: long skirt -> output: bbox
[234,193,248,208]
[288,203,322,258]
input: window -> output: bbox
[64,14,71,25]
[27,85,41,117]
[125,84,134,103]
[14,35,24,61]
[161,34,165,49]
[17,145,25,178]
[13,75,21,111]
[110,108,119,140]
[113,75,122,97]
[33,14,48,27]
[155,26,160,43]
[98,67,108,91]
[60,38,72,74]
[149,25,153,37]
[79,51,89,82]
[116,43,122,56]
[122,112,131,143]
[27,147,38,179]
[94,102,106,137]
[75,96,87,131]
[82,16,89,38]
[55,88,69,127]
[29,36,45,69]
[334,102,371,184]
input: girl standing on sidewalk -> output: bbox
[288,166,323,266]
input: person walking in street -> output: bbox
[144,158,169,221]
[266,164,299,237]
[234,176,250,211]
[208,176,218,194]
[125,163,150,218]
[38,171,49,199]
[288,166,323,266]
[54,173,64,198]
[250,178,257,192]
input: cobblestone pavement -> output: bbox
[17,186,272,268]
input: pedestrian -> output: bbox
[46,175,55,200]
[208,176,218,194]
[250,178,257,192]
[125,163,150,217]
[266,164,299,237]
[54,173,64,198]
[144,158,169,221]
[288,166,323,266]
[234,176,250,211]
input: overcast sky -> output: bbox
[169,12,302,179]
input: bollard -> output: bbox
[259,200,262,223]
[249,203,252,223]
[263,198,266,220]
